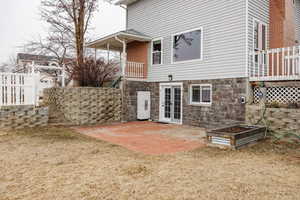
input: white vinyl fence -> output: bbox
[0,73,38,106]
[0,62,66,106]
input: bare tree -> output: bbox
[40,0,98,66]
[26,32,75,66]
[0,64,8,72]
[25,0,121,87]
[24,0,101,86]
[0,55,17,72]
[26,0,98,67]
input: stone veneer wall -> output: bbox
[44,87,121,125]
[122,80,159,121]
[183,78,247,127]
[0,105,49,130]
[123,78,247,128]
[246,105,300,135]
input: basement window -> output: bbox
[189,84,212,106]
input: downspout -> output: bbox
[115,36,127,76]
[107,43,110,63]
[125,6,128,29]
[116,3,128,122]
[115,35,127,122]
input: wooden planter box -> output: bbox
[207,125,266,149]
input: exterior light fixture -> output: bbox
[168,75,173,81]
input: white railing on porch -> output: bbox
[125,61,146,79]
[0,73,38,106]
[249,46,300,81]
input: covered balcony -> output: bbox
[86,29,151,80]
[249,45,300,81]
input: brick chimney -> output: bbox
[269,0,296,48]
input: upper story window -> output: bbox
[152,39,163,65]
[172,28,203,63]
[254,19,267,51]
[189,84,212,106]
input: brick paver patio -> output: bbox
[74,121,206,155]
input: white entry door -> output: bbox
[160,83,182,124]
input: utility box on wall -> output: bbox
[137,91,151,120]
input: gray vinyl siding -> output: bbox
[127,0,247,82]
[248,0,270,51]
[295,0,300,42]
[247,0,269,72]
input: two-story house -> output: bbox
[87,0,300,127]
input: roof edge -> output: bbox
[86,29,152,48]
[114,0,139,6]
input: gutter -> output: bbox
[114,0,139,6]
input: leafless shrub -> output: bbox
[70,57,120,87]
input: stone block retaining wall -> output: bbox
[246,105,300,135]
[0,105,49,130]
[44,87,121,125]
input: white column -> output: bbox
[31,61,35,74]
[122,41,127,77]
[115,36,127,77]
[298,46,300,75]
[62,64,66,87]
[107,43,110,64]
[34,70,40,106]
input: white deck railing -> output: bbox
[125,61,146,79]
[249,45,300,81]
[0,73,38,106]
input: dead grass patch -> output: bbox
[0,126,299,200]
[122,164,151,178]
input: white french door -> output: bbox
[159,83,182,124]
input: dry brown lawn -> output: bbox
[0,126,299,200]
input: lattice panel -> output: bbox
[253,87,300,104]
[253,88,262,104]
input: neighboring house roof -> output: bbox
[17,53,58,63]
[87,29,152,50]
[17,53,73,65]
[115,0,140,5]
[15,53,74,73]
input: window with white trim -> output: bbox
[172,28,202,63]
[152,39,163,65]
[254,20,267,51]
[189,84,212,105]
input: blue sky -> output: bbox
[0,0,126,63]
